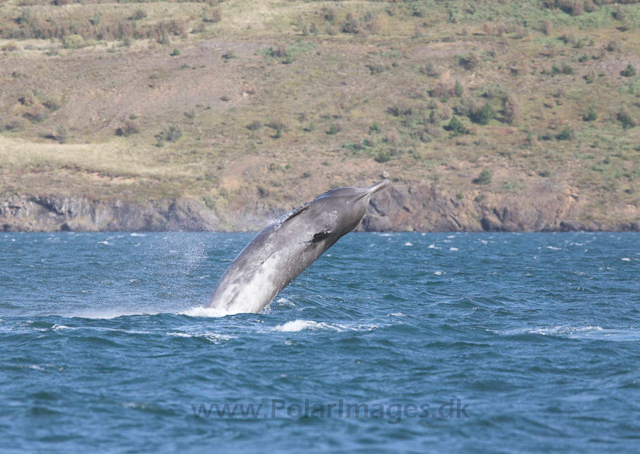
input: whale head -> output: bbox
[305,179,390,242]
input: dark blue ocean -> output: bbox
[1,232,639,453]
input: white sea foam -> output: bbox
[546,246,560,251]
[450,247,459,251]
[130,233,146,237]
[428,244,441,249]
[167,332,191,338]
[70,310,161,319]
[404,242,413,246]
[622,258,630,261]
[501,325,603,336]
[180,306,234,318]
[274,297,296,307]
[273,320,341,332]
[273,320,379,333]
[387,312,405,317]
[52,324,75,331]
[503,326,640,342]
[167,331,234,343]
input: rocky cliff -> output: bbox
[2,183,639,233]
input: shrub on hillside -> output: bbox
[24,104,46,123]
[130,10,147,21]
[164,125,182,142]
[421,62,441,78]
[583,106,598,122]
[445,116,468,136]
[621,63,636,77]
[617,107,636,129]
[5,118,25,131]
[470,103,496,125]
[210,8,222,23]
[429,82,452,99]
[247,121,262,131]
[556,125,574,140]
[1,41,18,52]
[454,80,464,97]
[473,169,493,185]
[63,34,85,49]
[374,149,391,163]
[504,95,521,125]
[116,120,140,137]
[56,125,68,144]
[459,52,480,71]
[341,13,360,34]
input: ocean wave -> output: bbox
[70,311,161,320]
[498,325,640,341]
[273,320,379,333]
[166,332,235,343]
[507,326,603,336]
[52,324,76,331]
[179,306,233,318]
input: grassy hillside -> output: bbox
[1,0,640,228]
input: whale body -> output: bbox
[207,179,390,314]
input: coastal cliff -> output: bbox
[3,184,639,233]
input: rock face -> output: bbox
[0,195,220,232]
[2,184,639,232]
[360,182,640,232]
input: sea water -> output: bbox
[1,232,639,453]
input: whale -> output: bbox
[207,179,390,314]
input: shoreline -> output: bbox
[2,191,639,234]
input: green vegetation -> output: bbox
[621,63,637,77]
[0,0,640,223]
[473,170,493,185]
[583,106,598,122]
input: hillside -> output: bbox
[1,0,640,231]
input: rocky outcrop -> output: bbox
[361,182,640,232]
[0,195,220,232]
[2,183,639,232]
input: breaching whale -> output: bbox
[207,179,390,314]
